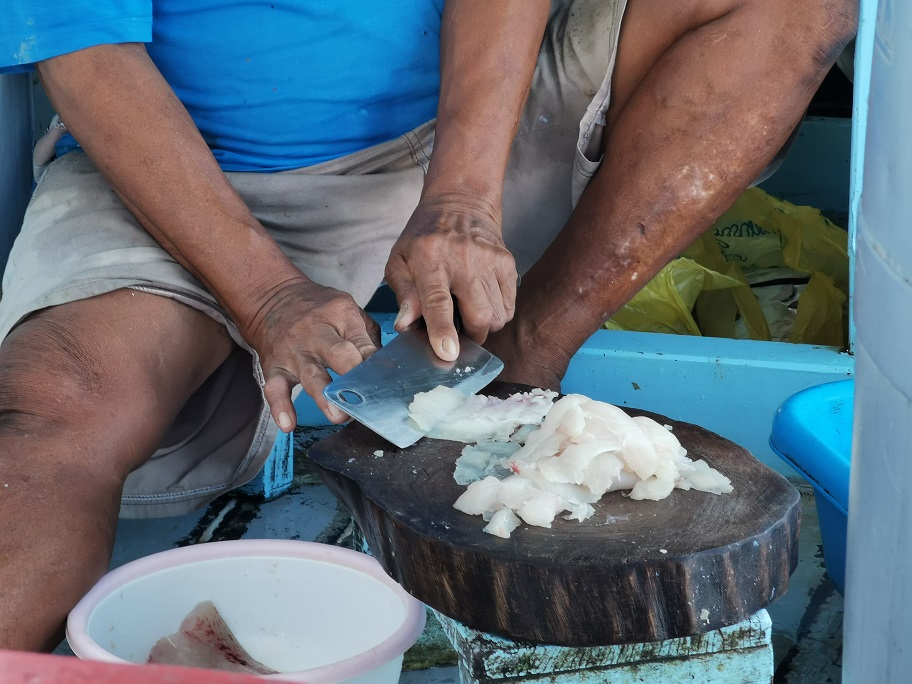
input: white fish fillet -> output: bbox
[584,452,625,496]
[681,459,734,494]
[517,491,567,528]
[409,386,558,442]
[484,507,522,538]
[453,476,503,516]
[454,441,519,485]
[436,388,733,538]
[496,475,540,509]
[565,503,596,522]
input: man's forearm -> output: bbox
[37,43,306,340]
[426,0,550,203]
[382,1,548,347]
[486,0,854,389]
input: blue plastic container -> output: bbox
[770,379,853,594]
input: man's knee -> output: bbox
[764,0,858,74]
[0,312,121,435]
[0,290,234,427]
[0,291,237,478]
[0,294,179,433]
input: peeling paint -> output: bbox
[436,608,772,681]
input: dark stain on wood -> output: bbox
[308,382,800,647]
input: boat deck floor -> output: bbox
[55,426,844,683]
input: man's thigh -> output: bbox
[0,152,275,517]
[231,122,432,308]
[607,0,747,126]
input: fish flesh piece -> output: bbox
[147,600,279,675]
[484,507,522,538]
[445,391,733,538]
[408,386,557,443]
[453,441,520,485]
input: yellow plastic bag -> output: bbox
[708,187,849,291]
[606,187,849,347]
[605,256,767,337]
[705,187,849,346]
[682,231,771,341]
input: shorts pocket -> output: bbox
[571,127,605,207]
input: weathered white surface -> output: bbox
[436,609,773,683]
[843,1,912,682]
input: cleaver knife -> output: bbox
[322,328,503,448]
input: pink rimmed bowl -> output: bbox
[66,540,426,683]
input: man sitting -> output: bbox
[0,0,856,650]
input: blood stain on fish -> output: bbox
[147,600,279,675]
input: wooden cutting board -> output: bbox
[308,382,800,647]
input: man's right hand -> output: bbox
[384,192,517,362]
[247,278,380,431]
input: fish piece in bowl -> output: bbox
[147,600,278,675]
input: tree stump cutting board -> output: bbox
[308,382,800,647]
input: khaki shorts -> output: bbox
[0,0,628,518]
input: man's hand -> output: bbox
[248,278,380,429]
[386,0,548,362]
[385,193,517,361]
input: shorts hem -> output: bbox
[118,400,273,520]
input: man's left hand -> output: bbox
[385,193,517,361]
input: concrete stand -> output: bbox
[434,609,773,684]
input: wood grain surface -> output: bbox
[308,382,800,646]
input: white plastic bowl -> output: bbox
[66,540,426,683]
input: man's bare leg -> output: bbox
[488,0,857,386]
[0,290,234,650]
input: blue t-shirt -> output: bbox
[1,1,443,171]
